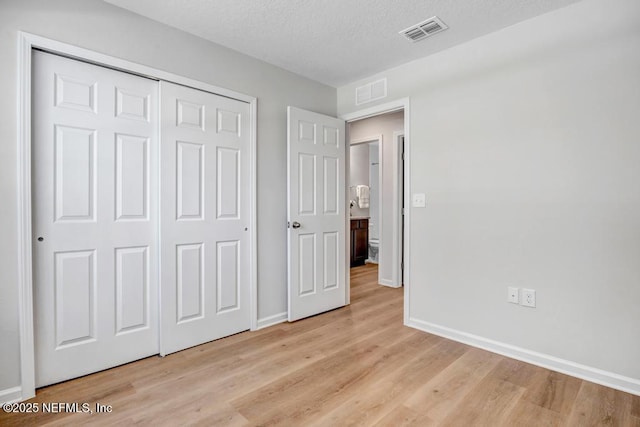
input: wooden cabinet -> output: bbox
[350,218,369,267]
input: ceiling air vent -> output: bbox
[400,16,448,43]
[355,78,387,106]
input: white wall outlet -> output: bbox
[507,287,519,304]
[521,288,536,307]
[412,193,426,208]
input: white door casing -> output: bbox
[287,107,346,321]
[32,51,159,387]
[340,98,411,326]
[160,81,251,355]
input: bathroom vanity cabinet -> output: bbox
[350,218,369,267]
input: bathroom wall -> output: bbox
[349,112,404,285]
[368,143,380,241]
[349,143,370,218]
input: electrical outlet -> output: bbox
[521,288,536,307]
[507,287,519,304]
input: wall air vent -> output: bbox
[400,16,448,43]
[355,78,387,106]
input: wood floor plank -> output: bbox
[566,381,638,426]
[404,347,503,421]
[307,339,470,426]
[246,331,440,426]
[231,323,419,423]
[373,404,437,427]
[631,393,640,418]
[439,374,526,426]
[503,400,565,427]
[526,370,582,414]
[1,264,638,426]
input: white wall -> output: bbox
[339,0,640,384]
[350,112,404,285]
[0,0,336,393]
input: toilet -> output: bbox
[368,238,379,263]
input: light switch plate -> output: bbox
[507,287,519,304]
[412,193,426,208]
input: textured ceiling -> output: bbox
[103,0,583,87]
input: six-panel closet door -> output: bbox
[32,50,159,387]
[32,51,252,386]
[159,81,251,355]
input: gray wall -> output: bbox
[0,0,336,392]
[339,0,640,381]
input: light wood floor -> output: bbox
[2,264,639,426]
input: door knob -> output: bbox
[37,236,44,242]
[292,221,301,229]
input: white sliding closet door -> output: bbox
[32,50,159,387]
[160,81,251,355]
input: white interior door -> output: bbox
[287,106,346,321]
[32,51,159,387]
[160,81,251,355]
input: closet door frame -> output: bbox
[16,31,258,402]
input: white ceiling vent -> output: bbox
[355,78,387,106]
[400,16,448,43]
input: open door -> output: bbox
[287,107,346,321]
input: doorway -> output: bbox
[349,136,381,268]
[346,110,405,289]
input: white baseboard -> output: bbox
[0,386,23,404]
[256,312,288,330]
[379,278,400,288]
[407,317,640,397]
